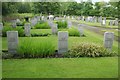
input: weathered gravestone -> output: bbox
[109,20,113,26]
[52,24,58,35]
[98,16,102,23]
[58,31,68,54]
[78,24,84,36]
[7,31,18,54]
[101,18,106,27]
[0,23,3,36]
[24,23,31,37]
[67,20,72,28]
[104,32,114,51]
[48,20,54,28]
[12,22,16,28]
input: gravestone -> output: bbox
[104,32,114,51]
[24,23,31,37]
[48,20,54,27]
[114,19,118,26]
[0,23,3,36]
[98,16,102,23]
[101,17,106,27]
[78,24,84,36]
[67,21,72,28]
[101,20,106,26]
[82,16,85,21]
[16,19,21,23]
[7,31,18,54]
[12,23,16,28]
[58,31,68,54]
[52,24,58,35]
[109,20,113,26]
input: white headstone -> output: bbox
[24,23,31,37]
[12,23,16,28]
[52,24,58,35]
[104,32,114,51]
[67,21,72,28]
[7,31,18,54]
[58,31,68,54]
[78,24,84,36]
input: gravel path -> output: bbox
[72,21,119,42]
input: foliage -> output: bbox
[64,43,116,58]
[17,38,55,58]
[34,21,50,29]
[2,2,118,18]
[31,33,51,37]
[56,20,67,29]
[59,27,80,37]
[68,27,80,37]
[2,26,24,37]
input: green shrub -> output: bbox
[59,27,80,37]
[56,20,67,29]
[17,38,55,58]
[2,26,24,37]
[68,27,80,37]
[64,43,116,58]
[31,33,51,37]
[34,22,50,29]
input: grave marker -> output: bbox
[104,32,114,51]
[58,31,68,54]
[78,24,84,36]
[52,24,58,35]
[24,23,31,37]
[7,31,18,54]
[0,23,3,36]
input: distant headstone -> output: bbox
[82,16,85,21]
[114,19,118,26]
[16,19,21,23]
[0,23,3,36]
[58,31,68,54]
[7,31,18,54]
[24,23,31,37]
[52,24,58,35]
[98,16,102,23]
[109,20,113,26]
[12,23,16,28]
[104,32,114,51]
[78,24,84,36]
[101,20,106,26]
[48,20,54,27]
[67,21,72,28]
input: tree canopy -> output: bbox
[2,1,119,18]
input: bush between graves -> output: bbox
[34,22,50,29]
[31,33,51,37]
[17,38,55,58]
[56,20,67,29]
[64,43,117,58]
[2,26,24,37]
[59,27,83,37]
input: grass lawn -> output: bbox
[2,24,118,78]
[2,57,118,78]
